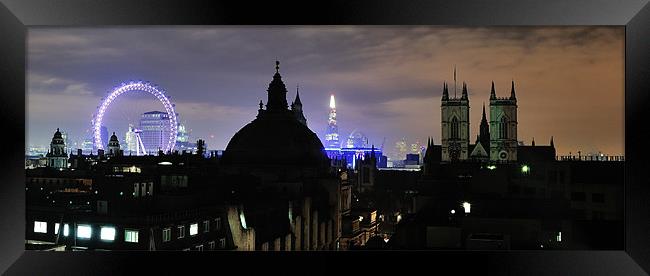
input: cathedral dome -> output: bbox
[222,61,329,168]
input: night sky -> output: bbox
[27,26,624,157]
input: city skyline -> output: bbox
[27,26,624,156]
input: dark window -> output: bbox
[451,117,459,139]
[500,116,508,139]
[571,192,586,201]
[592,193,605,203]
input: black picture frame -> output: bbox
[1,0,649,275]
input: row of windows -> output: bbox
[28,178,86,185]
[33,221,139,243]
[33,217,223,243]
[162,218,222,242]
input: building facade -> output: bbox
[45,128,68,168]
[139,111,171,155]
[489,81,518,162]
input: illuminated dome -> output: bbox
[222,61,329,168]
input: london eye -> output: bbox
[91,81,178,155]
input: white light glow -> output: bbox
[240,211,248,229]
[158,161,172,165]
[63,224,69,237]
[55,223,60,234]
[190,223,198,236]
[450,209,456,214]
[34,221,47,233]
[329,94,336,109]
[77,225,92,239]
[100,227,116,241]
[462,202,471,213]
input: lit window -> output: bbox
[34,221,47,233]
[178,226,185,239]
[63,224,69,237]
[162,228,171,242]
[556,232,562,242]
[77,225,92,239]
[462,202,471,214]
[125,229,139,243]
[54,223,60,235]
[190,223,198,236]
[100,227,116,241]
[204,220,210,233]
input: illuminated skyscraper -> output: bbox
[81,138,94,155]
[324,94,340,148]
[139,111,171,155]
[125,124,138,155]
[176,123,189,143]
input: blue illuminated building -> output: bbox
[326,147,387,169]
[321,96,387,168]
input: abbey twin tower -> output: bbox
[440,80,520,162]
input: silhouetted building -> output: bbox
[441,80,521,162]
[45,128,68,168]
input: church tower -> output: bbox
[441,81,470,162]
[46,128,68,168]
[489,81,518,162]
[291,85,307,126]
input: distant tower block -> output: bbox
[325,94,340,148]
[489,81,518,162]
[441,82,470,162]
